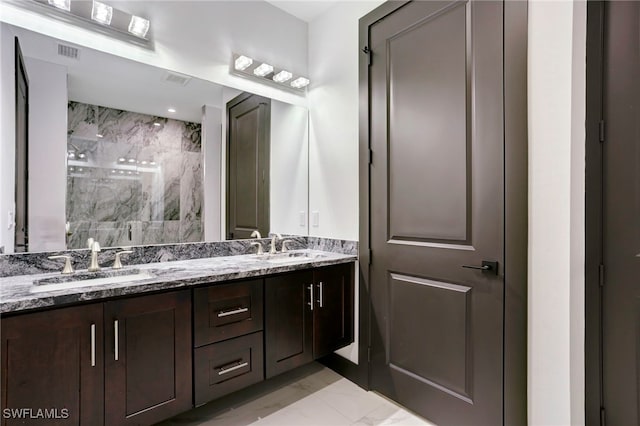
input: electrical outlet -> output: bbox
[299,211,306,227]
[312,211,319,227]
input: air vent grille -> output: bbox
[163,71,191,86]
[57,44,79,59]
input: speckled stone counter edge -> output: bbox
[0,236,357,278]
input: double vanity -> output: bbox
[0,237,356,425]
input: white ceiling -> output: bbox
[264,0,339,22]
[11,24,223,123]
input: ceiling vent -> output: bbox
[57,43,79,60]
[162,71,191,86]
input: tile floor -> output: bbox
[157,362,436,426]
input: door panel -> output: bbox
[227,93,270,239]
[601,2,640,423]
[369,1,504,425]
[14,38,28,252]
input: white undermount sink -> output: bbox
[31,270,155,293]
[253,251,329,264]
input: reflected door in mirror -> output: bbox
[14,37,29,252]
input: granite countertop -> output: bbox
[0,249,356,314]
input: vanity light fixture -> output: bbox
[78,153,86,159]
[230,53,309,93]
[253,63,274,77]
[235,56,253,71]
[47,0,70,11]
[68,152,76,159]
[128,15,150,38]
[273,70,292,83]
[118,157,126,162]
[167,108,176,113]
[150,161,156,165]
[91,0,113,25]
[141,160,148,165]
[127,159,135,163]
[290,77,310,89]
[153,122,161,127]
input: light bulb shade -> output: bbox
[48,0,70,11]
[91,1,113,25]
[253,63,274,77]
[290,77,310,89]
[128,15,150,38]
[235,55,253,71]
[273,70,292,83]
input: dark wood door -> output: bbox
[226,92,270,239]
[368,1,504,425]
[14,37,28,253]
[1,304,104,426]
[104,291,192,425]
[313,264,354,358]
[601,2,640,423]
[265,270,313,378]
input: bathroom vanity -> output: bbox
[0,242,355,426]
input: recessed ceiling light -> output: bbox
[128,158,135,163]
[78,168,84,172]
[141,160,148,165]
[91,1,113,25]
[111,170,116,173]
[118,157,126,162]
[128,15,150,38]
[69,167,75,171]
[167,108,176,113]
[291,77,310,89]
[235,55,253,71]
[127,171,133,175]
[78,153,86,159]
[96,134,103,138]
[119,170,124,174]
[150,161,156,165]
[273,70,293,83]
[153,122,161,127]
[48,0,70,11]
[68,152,75,159]
[253,63,274,77]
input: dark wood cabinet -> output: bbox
[313,263,354,358]
[265,264,354,378]
[1,304,104,426]
[104,291,192,426]
[1,290,192,426]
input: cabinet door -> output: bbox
[104,291,192,426]
[265,270,313,378]
[1,304,104,426]
[313,263,354,358]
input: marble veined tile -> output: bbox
[182,121,202,152]
[67,101,97,141]
[352,403,436,426]
[180,220,202,243]
[181,152,203,222]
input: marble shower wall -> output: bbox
[66,101,202,249]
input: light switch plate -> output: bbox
[312,211,319,227]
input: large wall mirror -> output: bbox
[1,23,309,253]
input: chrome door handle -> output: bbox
[318,282,324,308]
[461,261,498,275]
[114,320,119,361]
[90,324,96,367]
[217,307,248,317]
[218,361,249,376]
[308,284,314,311]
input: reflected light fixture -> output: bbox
[91,0,113,25]
[167,108,176,113]
[235,55,253,71]
[128,15,150,38]
[290,77,310,89]
[253,63,274,77]
[273,70,292,83]
[48,0,70,11]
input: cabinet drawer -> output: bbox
[194,332,264,406]
[194,279,263,346]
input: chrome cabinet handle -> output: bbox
[308,284,314,311]
[90,323,96,367]
[218,361,249,376]
[461,261,498,275]
[114,320,119,361]
[318,282,324,308]
[217,307,248,317]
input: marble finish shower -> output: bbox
[65,101,203,249]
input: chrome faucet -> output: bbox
[269,233,283,254]
[87,238,101,272]
[250,242,264,255]
[250,230,262,239]
[281,240,293,253]
[113,250,133,269]
[48,255,74,274]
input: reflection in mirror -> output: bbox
[0,22,309,253]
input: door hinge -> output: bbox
[367,347,371,362]
[600,407,606,426]
[599,120,605,142]
[599,264,605,287]
[362,46,371,66]
[368,148,373,165]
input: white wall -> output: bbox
[308,1,384,241]
[528,1,586,424]
[202,104,222,242]
[0,23,16,253]
[270,100,309,236]
[0,1,308,107]
[23,57,68,252]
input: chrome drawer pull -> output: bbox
[308,284,314,311]
[218,361,249,376]
[217,307,249,318]
[114,320,119,361]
